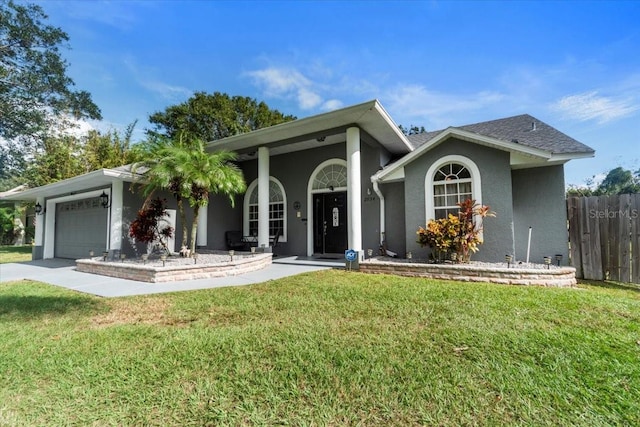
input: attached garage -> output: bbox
[54,197,108,259]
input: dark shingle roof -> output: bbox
[406,114,594,155]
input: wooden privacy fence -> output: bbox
[567,194,640,283]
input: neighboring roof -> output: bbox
[0,167,144,202]
[407,114,595,155]
[207,99,413,159]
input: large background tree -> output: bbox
[148,91,295,141]
[0,0,102,190]
[0,0,101,138]
[567,166,640,197]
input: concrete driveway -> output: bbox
[0,257,342,297]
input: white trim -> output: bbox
[258,146,270,248]
[206,99,413,156]
[1,168,144,201]
[109,180,123,252]
[425,155,482,225]
[196,206,208,247]
[306,158,348,256]
[346,127,362,254]
[243,176,288,243]
[42,189,110,259]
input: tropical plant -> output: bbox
[128,198,174,255]
[130,134,190,250]
[417,199,495,262]
[0,207,16,245]
[131,135,246,254]
[171,138,246,254]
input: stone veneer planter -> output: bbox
[76,253,272,283]
[359,258,576,287]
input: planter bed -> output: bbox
[76,252,272,283]
[359,257,576,287]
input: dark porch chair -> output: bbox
[225,231,248,251]
[269,229,282,256]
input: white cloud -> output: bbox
[139,80,192,100]
[122,56,192,101]
[321,99,344,111]
[385,84,505,127]
[550,91,639,123]
[246,67,328,110]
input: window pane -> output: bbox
[434,195,446,207]
[434,184,445,195]
[445,183,457,195]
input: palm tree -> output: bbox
[171,139,246,254]
[130,135,191,250]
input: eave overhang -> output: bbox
[207,99,413,160]
[0,168,143,202]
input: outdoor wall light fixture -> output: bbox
[505,254,513,268]
[555,254,563,266]
[99,191,110,208]
[34,202,45,215]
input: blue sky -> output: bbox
[36,0,640,186]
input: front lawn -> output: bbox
[0,245,32,264]
[1,271,638,425]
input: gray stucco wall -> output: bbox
[403,138,515,262]
[381,181,406,256]
[204,138,388,257]
[512,165,568,265]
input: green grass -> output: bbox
[0,245,32,264]
[1,271,639,426]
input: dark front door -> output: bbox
[313,192,347,254]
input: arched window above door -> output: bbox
[312,163,347,190]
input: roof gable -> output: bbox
[407,114,594,155]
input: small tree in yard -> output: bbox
[129,198,174,255]
[417,199,495,262]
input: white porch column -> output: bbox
[196,205,208,247]
[109,181,123,252]
[346,127,363,256]
[34,197,44,247]
[258,146,270,248]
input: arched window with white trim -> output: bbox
[425,155,482,221]
[244,177,287,242]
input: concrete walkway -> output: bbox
[0,257,343,297]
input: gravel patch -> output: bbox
[91,250,260,267]
[367,256,567,270]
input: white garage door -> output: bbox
[55,198,108,259]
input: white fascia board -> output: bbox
[549,151,596,162]
[371,101,414,153]
[207,100,379,151]
[207,99,413,155]
[375,127,552,182]
[0,168,143,201]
